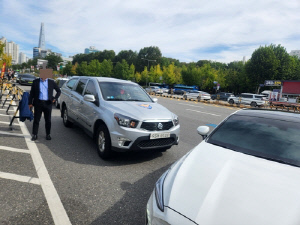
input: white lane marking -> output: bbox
[0,114,10,117]
[0,121,20,126]
[186,109,221,116]
[0,145,30,154]
[0,171,40,185]
[18,117,72,225]
[0,131,28,137]
[0,108,15,111]
[178,103,203,108]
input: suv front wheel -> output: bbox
[96,125,112,159]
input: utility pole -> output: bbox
[141,58,156,87]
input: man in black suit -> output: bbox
[28,77,61,141]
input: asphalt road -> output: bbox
[0,84,237,225]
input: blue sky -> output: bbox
[1,0,300,63]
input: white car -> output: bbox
[60,77,180,159]
[147,109,300,225]
[145,86,164,94]
[228,93,266,107]
[55,78,69,109]
[183,90,211,101]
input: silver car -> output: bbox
[60,77,180,159]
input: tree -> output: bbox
[76,61,89,76]
[63,62,72,75]
[113,59,129,79]
[44,53,63,71]
[114,50,137,66]
[88,59,101,76]
[136,46,161,72]
[71,63,78,75]
[0,41,12,69]
[135,72,142,83]
[246,45,279,92]
[99,59,113,77]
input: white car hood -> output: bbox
[105,101,175,120]
[165,141,300,225]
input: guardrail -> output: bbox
[148,92,300,113]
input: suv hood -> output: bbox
[105,101,175,120]
[165,141,300,225]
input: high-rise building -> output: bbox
[1,36,19,64]
[290,50,300,59]
[19,52,28,64]
[33,22,46,58]
[84,46,99,54]
[33,47,40,58]
[38,22,46,50]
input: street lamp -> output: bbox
[141,58,156,87]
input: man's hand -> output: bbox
[28,104,33,109]
[52,99,56,103]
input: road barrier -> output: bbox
[149,92,299,112]
[0,79,27,128]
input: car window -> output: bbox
[99,82,153,102]
[66,78,78,89]
[75,79,88,95]
[207,114,300,167]
[84,80,98,99]
[57,79,68,88]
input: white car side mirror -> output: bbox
[197,126,210,139]
[152,98,158,103]
[84,94,96,102]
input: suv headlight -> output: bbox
[173,115,179,126]
[155,169,170,212]
[114,113,139,128]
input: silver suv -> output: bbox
[60,77,180,159]
[228,93,265,107]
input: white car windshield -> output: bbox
[99,82,153,102]
[207,114,300,167]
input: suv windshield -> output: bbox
[207,114,300,167]
[99,82,153,102]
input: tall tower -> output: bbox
[38,22,46,50]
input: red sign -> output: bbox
[1,62,6,79]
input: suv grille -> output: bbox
[137,138,175,148]
[140,121,173,131]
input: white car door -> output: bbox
[79,80,100,131]
[72,78,88,124]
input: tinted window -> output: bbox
[57,80,68,88]
[21,74,36,78]
[75,79,88,95]
[99,82,152,102]
[84,80,98,99]
[207,114,300,167]
[66,78,78,89]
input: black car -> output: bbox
[211,92,234,101]
[18,74,37,85]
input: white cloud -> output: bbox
[1,0,300,63]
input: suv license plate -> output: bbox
[150,133,170,139]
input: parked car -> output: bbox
[211,92,235,101]
[18,74,37,85]
[183,90,211,101]
[60,77,180,159]
[55,78,69,109]
[146,109,300,225]
[227,93,265,107]
[145,86,164,94]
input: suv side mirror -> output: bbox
[84,94,96,102]
[152,98,158,103]
[197,126,210,139]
